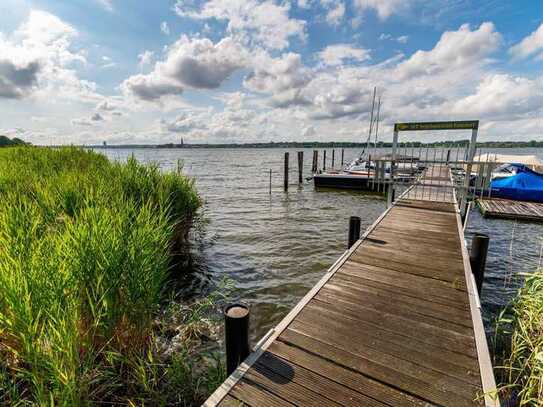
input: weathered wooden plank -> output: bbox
[295,305,480,382]
[257,352,389,407]
[280,328,483,407]
[311,296,478,360]
[245,362,344,406]
[317,285,475,335]
[267,340,429,407]
[230,379,295,407]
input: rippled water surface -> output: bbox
[102,147,543,341]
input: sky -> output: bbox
[0,0,542,145]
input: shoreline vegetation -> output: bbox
[0,147,226,405]
[495,271,543,405]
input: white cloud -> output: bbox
[138,50,154,69]
[101,55,116,69]
[123,35,247,101]
[395,22,501,79]
[96,0,114,12]
[318,44,371,66]
[509,23,543,60]
[160,21,170,36]
[244,51,312,107]
[174,0,306,50]
[325,1,345,26]
[452,74,543,120]
[0,10,98,103]
[96,99,118,111]
[354,0,410,20]
[396,35,408,44]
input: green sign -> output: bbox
[394,121,478,131]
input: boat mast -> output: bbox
[362,86,377,159]
[373,96,381,158]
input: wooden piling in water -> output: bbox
[332,149,335,168]
[224,303,250,376]
[297,151,303,183]
[341,148,344,166]
[284,152,289,191]
[323,150,327,171]
[470,233,489,295]
[312,150,318,173]
[348,216,361,249]
[269,169,272,194]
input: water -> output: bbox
[101,147,543,342]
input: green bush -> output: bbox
[0,147,206,405]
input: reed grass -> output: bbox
[0,147,221,405]
[496,271,543,406]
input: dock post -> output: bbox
[323,150,327,171]
[284,152,289,191]
[332,149,335,168]
[312,150,318,173]
[269,169,272,194]
[470,233,489,295]
[341,149,344,166]
[224,303,250,376]
[446,149,451,164]
[297,151,303,183]
[348,216,361,249]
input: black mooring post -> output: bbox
[341,149,344,166]
[224,303,250,376]
[348,216,361,249]
[446,149,451,164]
[284,152,289,191]
[332,149,335,168]
[323,150,327,171]
[297,151,303,183]
[470,233,489,295]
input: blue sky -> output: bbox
[0,0,542,144]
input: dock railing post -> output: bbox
[348,216,361,249]
[470,233,489,295]
[224,303,250,376]
[297,151,303,184]
[284,152,289,191]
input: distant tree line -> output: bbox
[146,140,543,149]
[0,136,27,147]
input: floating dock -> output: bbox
[477,198,543,222]
[206,166,497,406]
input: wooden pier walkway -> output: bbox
[205,166,497,406]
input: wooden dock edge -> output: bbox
[203,187,416,406]
[453,192,499,407]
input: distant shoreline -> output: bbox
[81,140,543,149]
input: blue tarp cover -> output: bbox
[491,164,543,202]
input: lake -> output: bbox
[101,147,543,343]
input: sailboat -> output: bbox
[313,88,387,190]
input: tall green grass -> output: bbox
[0,147,211,405]
[496,271,543,405]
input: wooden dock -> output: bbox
[205,166,497,406]
[477,198,543,222]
